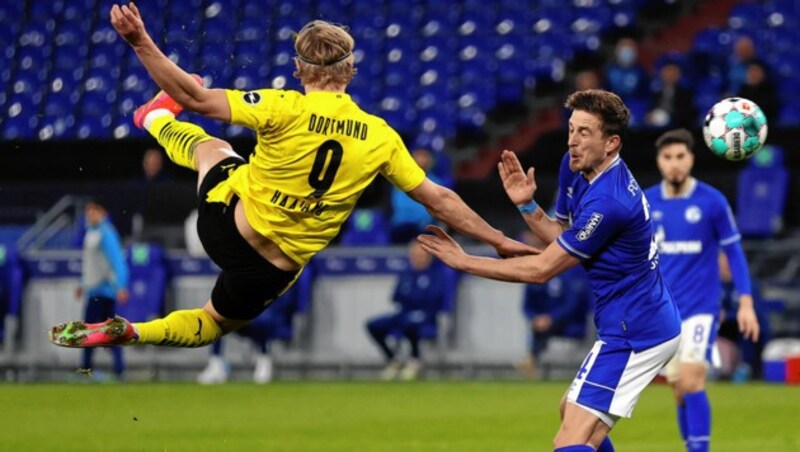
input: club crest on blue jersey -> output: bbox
[577,213,603,241]
[684,205,702,223]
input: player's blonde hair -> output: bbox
[293,20,357,87]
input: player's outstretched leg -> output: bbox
[133,74,240,183]
[50,308,224,348]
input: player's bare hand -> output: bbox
[110,3,149,47]
[737,294,760,342]
[495,236,542,258]
[498,150,537,206]
[417,226,467,270]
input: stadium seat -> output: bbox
[75,115,112,139]
[2,114,37,140]
[37,116,76,140]
[340,209,391,246]
[116,244,167,322]
[736,146,789,238]
[1,0,660,141]
[43,92,76,118]
[728,3,765,30]
[778,103,800,126]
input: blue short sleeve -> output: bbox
[557,197,626,260]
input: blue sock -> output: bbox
[555,446,593,452]
[684,390,711,452]
[596,436,614,452]
[677,403,689,444]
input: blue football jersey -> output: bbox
[555,153,681,351]
[645,179,742,320]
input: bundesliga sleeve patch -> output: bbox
[576,212,603,241]
[243,91,261,105]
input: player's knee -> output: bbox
[677,364,707,393]
[553,423,579,448]
[196,140,241,173]
[202,301,244,334]
[679,376,705,393]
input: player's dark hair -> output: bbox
[655,128,695,153]
[565,89,630,140]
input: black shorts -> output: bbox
[197,157,299,321]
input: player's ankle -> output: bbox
[143,109,174,131]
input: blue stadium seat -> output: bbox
[38,116,76,140]
[0,0,655,141]
[413,132,448,154]
[231,74,258,91]
[112,116,146,139]
[235,41,266,68]
[728,3,765,30]
[242,0,271,18]
[2,100,39,140]
[43,92,76,117]
[61,0,96,23]
[417,106,457,137]
[120,71,153,94]
[340,209,391,246]
[736,146,789,238]
[694,95,720,124]
[610,6,638,32]
[236,18,268,43]
[116,244,167,322]
[76,115,113,139]
[777,103,800,126]
[456,107,487,133]
[188,113,223,137]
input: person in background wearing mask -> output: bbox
[604,38,650,103]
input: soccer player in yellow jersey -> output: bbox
[49,3,536,349]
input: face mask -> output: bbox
[617,47,636,66]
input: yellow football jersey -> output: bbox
[206,89,426,265]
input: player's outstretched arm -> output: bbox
[498,150,566,246]
[417,226,578,284]
[408,179,540,258]
[110,3,231,121]
[721,233,759,342]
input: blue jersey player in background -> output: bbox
[419,90,681,452]
[645,129,759,452]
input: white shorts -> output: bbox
[664,314,720,382]
[567,335,680,427]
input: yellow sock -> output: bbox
[147,115,213,171]
[133,309,222,347]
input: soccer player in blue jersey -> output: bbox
[419,90,681,452]
[645,129,759,452]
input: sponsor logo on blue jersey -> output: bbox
[577,212,603,241]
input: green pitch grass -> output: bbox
[0,381,796,451]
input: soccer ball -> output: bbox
[702,97,768,161]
